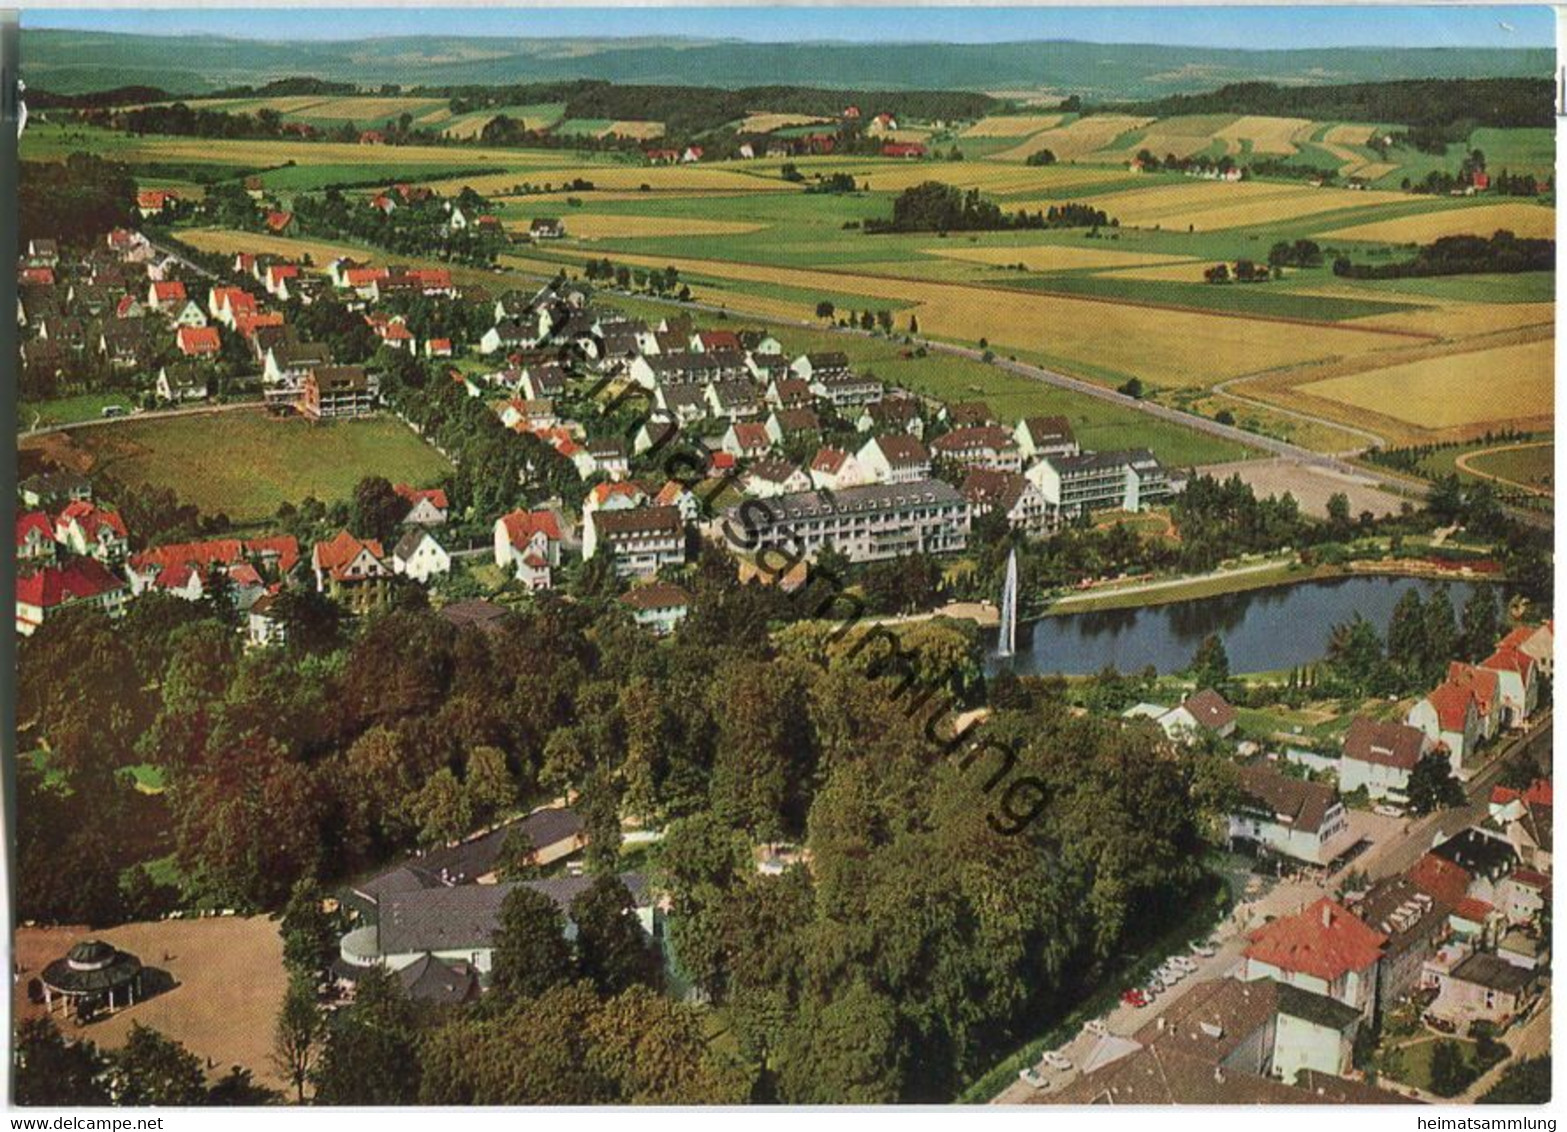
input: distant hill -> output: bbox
[20,29,1555,99]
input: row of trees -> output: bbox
[1333,231,1554,279]
[866,182,1113,234]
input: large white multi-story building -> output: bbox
[723,478,969,564]
[1026,448,1170,517]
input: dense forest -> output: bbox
[1124,77,1553,130]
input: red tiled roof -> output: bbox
[1408,853,1472,907]
[1425,679,1479,732]
[393,484,449,511]
[1453,897,1495,923]
[499,509,562,550]
[345,267,388,286]
[177,325,221,355]
[1244,897,1386,982]
[730,422,771,449]
[152,280,187,303]
[312,530,385,579]
[16,558,125,609]
[266,212,294,233]
[697,330,741,351]
[58,500,127,540]
[266,263,300,281]
[1482,644,1535,681]
[1492,779,1553,809]
[131,535,299,577]
[811,447,848,474]
[16,511,53,547]
[154,563,200,590]
[1342,716,1425,771]
[235,312,285,338]
[590,482,643,506]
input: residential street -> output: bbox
[995,708,1552,1104]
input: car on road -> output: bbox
[1041,1052,1073,1071]
[1189,939,1217,958]
[1168,955,1197,973]
[1018,1068,1047,1089]
[1373,804,1405,818]
[1120,988,1147,1008]
[1083,1019,1108,1038]
[1156,965,1183,984]
[1143,981,1162,1000]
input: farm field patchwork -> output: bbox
[546,245,1421,387]
[990,114,1153,162]
[925,243,1199,272]
[959,114,1066,138]
[512,212,766,240]
[24,410,453,524]
[1456,441,1555,494]
[1079,179,1409,231]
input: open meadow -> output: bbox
[22,410,452,524]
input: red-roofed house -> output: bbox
[493,509,563,589]
[136,189,178,217]
[16,558,128,634]
[1480,644,1539,725]
[1499,623,1552,678]
[266,211,294,234]
[882,142,927,159]
[1490,779,1553,823]
[54,501,128,562]
[424,338,454,359]
[721,421,773,460]
[1406,678,1482,776]
[394,484,449,527]
[1408,853,1494,939]
[147,279,187,310]
[176,325,222,357]
[149,563,205,602]
[1243,898,1387,1017]
[311,531,390,612]
[691,329,741,353]
[208,286,259,328]
[17,511,56,563]
[1339,716,1430,802]
[809,447,871,491]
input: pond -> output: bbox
[988,575,1482,677]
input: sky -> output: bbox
[25,6,1558,50]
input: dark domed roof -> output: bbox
[43,940,141,995]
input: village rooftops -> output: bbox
[1348,876,1444,959]
[1449,951,1536,994]
[309,365,372,393]
[1429,828,1518,878]
[867,434,930,467]
[1407,852,1474,907]
[17,558,125,608]
[592,506,682,539]
[1182,688,1238,732]
[1049,447,1163,475]
[619,582,692,612]
[1234,764,1339,835]
[1019,415,1076,447]
[1342,716,1426,770]
[1131,976,1277,1062]
[377,873,649,956]
[1274,982,1364,1031]
[1244,897,1387,982]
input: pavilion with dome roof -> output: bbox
[40,940,144,1019]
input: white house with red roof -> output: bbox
[1339,715,1430,801]
[721,422,773,460]
[147,279,187,311]
[176,325,222,357]
[311,531,390,613]
[1406,678,1483,776]
[208,286,259,328]
[809,447,872,491]
[1479,642,1539,726]
[856,434,932,485]
[1243,897,1387,1018]
[16,558,128,634]
[1500,622,1552,678]
[394,484,449,527]
[494,509,563,589]
[16,512,56,563]
[54,501,128,562]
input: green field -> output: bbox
[1463,442,1554,491]
[37,410,453,524]
[20,392,141,430]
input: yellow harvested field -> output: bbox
[34,134,586,169]
[1083,180,1406,231]
[549,247,1416,387]
[296,96,444,120]
[183,95,332,114]
[417,164,792,196]
[1322,202,1557,243]
[1107,131,1219,160]
[961,114,1066,138]
[415,106,454,126]
[992,115,1153,162]
[1302,339,1553,428]
[739,112,831,133]
[1348,301,1555,338]
[1214,115,1313,155]
[601,120,665,140]
[1349,162,1400,182]
[513,212,763,239]
[1324,124,1376,147]
[927,244,1198,272]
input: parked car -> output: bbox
[1143,981,1163,999]
[1018,1068,1046,1089]
[1042,1051,1073,1071]
[1083,1019,1108,1038]
[1373,804,1405,818]
[1168,955,1197,973]
[1120,988,1147,1008]
[1189,939,1217,958]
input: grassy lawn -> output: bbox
[122,764,167,794]
[1463,442,1553,493]
[20,392,140,431]
[41,409,451,524]
[1383,1035,1508,1097]
[1043,558,1336,616]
